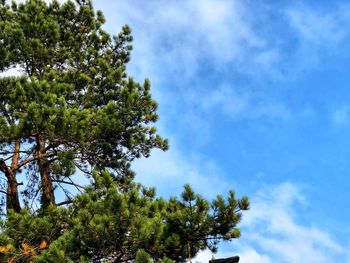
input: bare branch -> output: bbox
[0,189,8,195]
[57,200,73,206]
[0,150,31,155]
[0,158,10,174]
[15,153,55,170]
[52,179,85,190]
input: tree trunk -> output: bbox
[0,141,21,212]
[0,141,21,213]
[36,137,55,208]
[9,141,21,212]
[0,160,21,213]
[6,169,21,212]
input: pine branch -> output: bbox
[52,179,84,190]
[15,153,55,170]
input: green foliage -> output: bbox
[1,0,168,164]
[135,249,175,263]
[0,0,168,209]
[0,0,249,262]
[0,171,249,262]
[135,250,154,263]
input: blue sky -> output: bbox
[88,0,350,262]
[6,0,350,262]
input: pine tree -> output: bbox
[0,0,249,262]
[0,171,249,262]
[0,0,168,211]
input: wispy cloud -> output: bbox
[286,3,350,69]
[132,138,350,262]
[132,146,233,199]
[194,182,348,262]
[287,5,350,47]
[199,85,251,118]
[194,84,292,122]
[237,182,347,263]
[100,0,281,82]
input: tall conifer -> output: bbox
[0,1,249,261]
[0,0,168,211]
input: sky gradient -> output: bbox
[5,0,350,262]
[89,0,350,262]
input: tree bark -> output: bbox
[0,141,21,212]
[36,137,55,208]
[6,169,21,212]
[0,160,21,213]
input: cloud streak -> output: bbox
[236,182,348,263]
[99,0,282,81]
[287,5,350,47]
[285,3,350,70]
[196,84,292,121]
[132,145,233,199]
[191,182,348,263]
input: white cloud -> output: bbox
[194,248,271,263]
[132,145,233,199]
[235,182,347,263]
[199,85,251,117]
[0,67,21,77]
[286,4,350,70]
[239,249,271,263]
[97,0,280,82]
[133,144,348,262]
[193,249,242,263]
[94,0,295,123]
[287,6,350,47]
[195,84,292,121]
[192,249,215,263]
[191,182,348,263]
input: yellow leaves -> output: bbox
[39,240,47,250]
[0,241,48,262]
[0,244,13,253]
[20,242,36,258]
[21,242,33,252]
